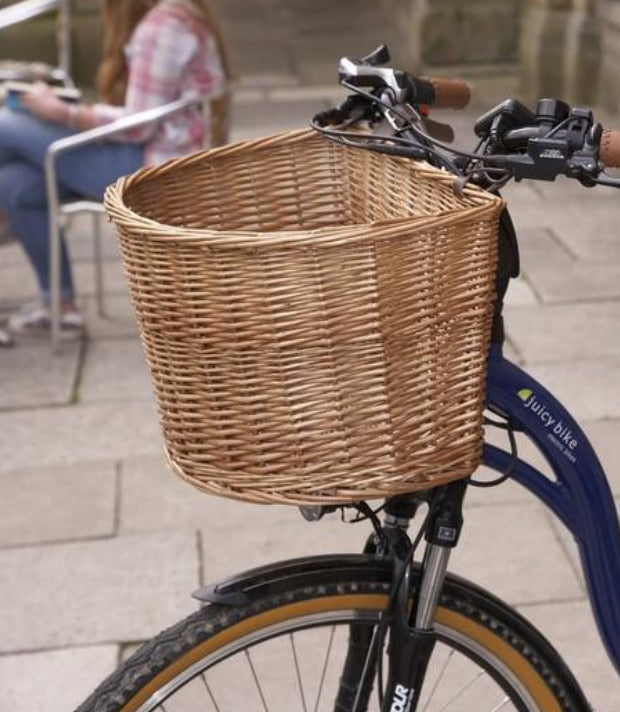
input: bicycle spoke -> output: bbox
[313,626,336,712]
[490,696,511,712]
[433,669,486,712]
[352,620,386,712]
[244,649,270,712]
[290,632,309,712]
[200,672,221,712]
[422,649,455,712]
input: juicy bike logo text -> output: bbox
[518,389,579,463]
[390,684,414,712]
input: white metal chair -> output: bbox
[0,0,72,86]
[0,0,70,348]
[45,90,225,351]
[0,2,227,350]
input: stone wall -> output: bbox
[0,0,619,114]
[519,0,601,105]
[384,0,612,109]
[599,0,620,115]
[381,0,521,72]
[422,0,521,67]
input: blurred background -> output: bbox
[0,0,616,111]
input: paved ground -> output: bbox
[1,12,620,709]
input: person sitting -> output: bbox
[1,0,229,335]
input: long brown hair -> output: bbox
[97,0,231,106]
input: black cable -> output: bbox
[348,501,387,533]
[313,85,464,172]
[312,116,462,174]
[468,417,519,488]
[339,81,503,163]
[310,120,439,162]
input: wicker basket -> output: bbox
[104,129,504,505]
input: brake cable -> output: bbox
[318,81,519,180]
[468,415,519,488]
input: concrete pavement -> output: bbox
[1,86,619,710]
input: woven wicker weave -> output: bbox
[104,129,504,505]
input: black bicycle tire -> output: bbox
[74,559,590,712]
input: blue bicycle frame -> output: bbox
[484,343,620,674]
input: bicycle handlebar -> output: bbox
[600,129,620,168]
[427,78,471,110]
[314,46,620,189]
[337,51,471,110]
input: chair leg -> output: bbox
[93,213,105,317]
[50,219,63,353]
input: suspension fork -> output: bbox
[333,481,467,712]
[381,480,467,712]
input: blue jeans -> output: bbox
[0,108,144,301]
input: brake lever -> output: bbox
[421,117,455,144]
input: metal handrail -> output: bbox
[45,90,223,350]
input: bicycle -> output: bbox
[75,45,620,712]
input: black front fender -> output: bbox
[193,554,394,607]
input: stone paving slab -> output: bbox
[449,502,583,606]
[526,358,620,421]
[0,645,118,712]
[521,599,618,712]
[0,532,198,652]
[121,452,538,535]
[581,419,620,495]
[545,509,587,591]
[121,454,368,557]
[65,216,120,262]
[0,257,127,303]
[515,228,620,303]
[0,338,81,410]
[506,301,620,363]
[200,515,369,585]
[199,502,586,607]
[0,240,29,269]
[557,214,620,263]
[503,176,620,222]
[79,338,153,404]
[72,258,128,299]
[0,460,117,548]
[0,257,38,302]
[0,400,161,474]
[520,173,619,205]
[77,293,139,340]
[230,99,330,142]
[265,85,349,104]
[502,275,538,307]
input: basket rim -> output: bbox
[104,128,505,249]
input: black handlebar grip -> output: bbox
[600,129,620,168]
[426,78,471,109]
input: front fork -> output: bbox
[335,481,467,712]
[380,481,466,712]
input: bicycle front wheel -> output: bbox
[75,555,589,712]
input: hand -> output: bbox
[21,82,70,125]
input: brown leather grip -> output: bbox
[428,78,471,109]
[600,129,620,168]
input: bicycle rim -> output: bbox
[76,568,589,712]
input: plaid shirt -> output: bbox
[92,0,225,166]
